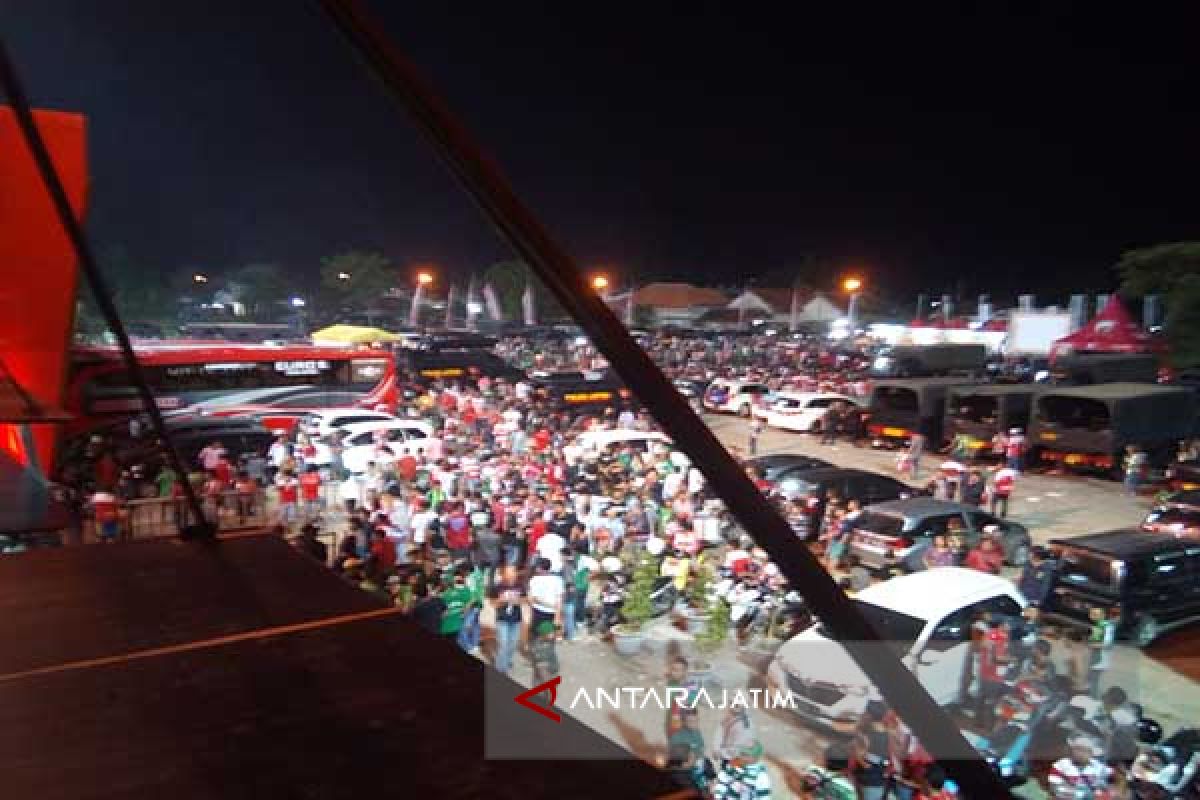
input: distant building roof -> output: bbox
[631,282,728,309]
[729,288,817,314]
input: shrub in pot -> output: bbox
[612,551,657,656]
[682,561,713,635]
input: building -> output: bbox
[615,282,729,327]
[726,288,844,329]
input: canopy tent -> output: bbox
[1048,294,1162,361]
[311,324,400,345]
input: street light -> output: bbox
[591,274,610,292]
[842,275,864,332]
[416,270,434,287]
[193,273,208,284]
[290,296,306,308]
[337,271,351,281]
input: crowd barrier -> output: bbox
[81,489,272,542]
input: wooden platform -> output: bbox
[0,534,686,799]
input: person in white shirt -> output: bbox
[661,469,684,503]
[410,500,438,548]
[198,442,227,472]
[616,408,636,429]
[527,558,564,633]
[339,473,364,512]
[536,530,567,572]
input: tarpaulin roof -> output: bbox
[311,324,400,344]
[1049,294,1162,359]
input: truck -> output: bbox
[1029,383,1197,475]
[866,377,979,447]
[943,384,1039,455]
[1047,353,1158,386]
[868,343,988,378]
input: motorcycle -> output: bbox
[1131,728,1200,800]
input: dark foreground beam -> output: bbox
[0,535,686,800]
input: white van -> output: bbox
[702,379,772,416]
[766,568,1025,730]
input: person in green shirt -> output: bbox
[439,571,473,641]
[666,708,706,792]
[457,564,486,653]
[155,463,178,497]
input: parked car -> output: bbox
[759,392,860,433]
[1141,490,1200,537]
[767,568,1026,730]
[303,409,397,441]
[703,378,772,416]
[1044,529,1200,647]
[774,467,918,540]
[847,498,1031,572]
[1166,459,1200,492]
[179,385,373,434]
[743,453,831,483]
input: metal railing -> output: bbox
[81,490,272,543]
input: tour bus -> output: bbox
[65,342,397,437]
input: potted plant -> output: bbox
[682,561,714,636]
[612,551,657,657]
[689,597,730,684]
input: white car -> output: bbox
[566,429,691,469]
[702,379,772,416]
[766,568,1026,731]
[336,419,435,447]
[302,409,396,441]
[760,392,859,433]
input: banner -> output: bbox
[483,284,503,322]
[788,288,799,332]
[444,284,457,329]
[521,282,536,327]
[408,283,424,327]
[465,275,479,329]
[625,289,635,326]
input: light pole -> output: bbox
[590,273,610,299]
[337,271,351,282]
[842,276,863,332]
[192,273,208,285]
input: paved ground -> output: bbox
[477,415,1198,798]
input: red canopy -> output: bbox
[1049,295,1162,360]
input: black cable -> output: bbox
[315,1,1010,796]
[0,41,212,539]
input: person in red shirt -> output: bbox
[396,452,418,483]
[91,490,121,542]
[213,455,234,487]
[964,535,1004,575]
[532,428,552,452]
[369,527,397,572]
[526,516,547,560]
[276,469,299,527]
[299,465,322,520]
[204,469,227,519]
[444,502,472,558]
[974,615,1011,729]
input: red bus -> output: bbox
[66,342,397,436]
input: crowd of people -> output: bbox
[53,330,1192,799]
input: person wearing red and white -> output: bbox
[275,469,300,527]
[1047,736,1114,799]
[91,489,121,542]
[299,464,323,519]
[1004,427,1026,472]
[989,466,1017,518]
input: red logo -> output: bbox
[514,676,561,723]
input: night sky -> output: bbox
[6,2,1200,300]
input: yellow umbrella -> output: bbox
[311,324,401,344]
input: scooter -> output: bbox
[1131,728,1200,800]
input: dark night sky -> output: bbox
[6,2,1200,300]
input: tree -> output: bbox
[95,243,173,321]
[229,263,288,320]
[1117,242,1200,367]
[320,250,395,309]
